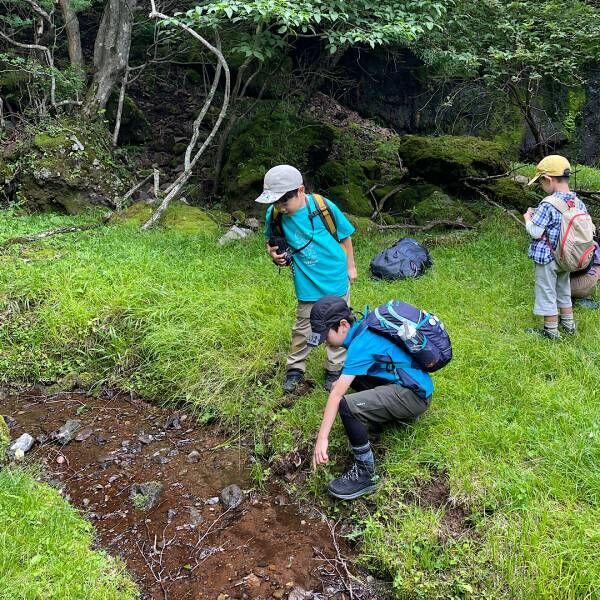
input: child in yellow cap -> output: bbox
[524,155,590,339]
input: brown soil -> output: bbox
[405,471,472,542]
[2,387,372,599]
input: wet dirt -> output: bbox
[1,388,364,599]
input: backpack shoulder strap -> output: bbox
[270,206,284,237]
[308,193,339,241]
[543,196,571,213]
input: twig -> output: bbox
[0,222,106,249]
[463,180,524,226]
[375,219,474,231]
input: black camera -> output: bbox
[268,236,292,266]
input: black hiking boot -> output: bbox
[327,462,378,501]
[324,369,341,392]
[559,320,576,335]
[526,327,560,341]
[282,369,304,394]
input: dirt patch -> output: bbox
[2,387,378,599]
[405,471,472,542]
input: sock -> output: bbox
[544,321,559,334]
[352,442,375,472]
[559,313,575,329]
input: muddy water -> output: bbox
[1,388,359,599]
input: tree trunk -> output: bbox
[83,0,137,119]
[59,0,84,69]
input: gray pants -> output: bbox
[534,261,572,316]
[286,293,348,373]
[344,382,430,428]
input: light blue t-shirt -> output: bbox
[264,195,355,301]
[341,322,434,399]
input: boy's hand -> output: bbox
[266,243,289,266]
[523,207,534,222]
[312,437,329,469]
[348,265,358,283]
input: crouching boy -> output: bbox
[308,296,434,500]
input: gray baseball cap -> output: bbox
[254,165,303,204]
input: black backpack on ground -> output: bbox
[370,238,432,280]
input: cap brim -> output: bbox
[255,190,286,204]
[307,330,327,347]
[527,173,542,186]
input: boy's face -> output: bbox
[274,186,305,215]
[326,319,351,347]
[540,175,554,194]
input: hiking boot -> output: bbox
[574,297,600,309]
[559,321,576,335]
[324,369,341,392]
[282,369,304,394]
[526,327,560,340]
[327,462,378,501]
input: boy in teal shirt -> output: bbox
[256,165,357,393]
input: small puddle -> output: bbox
[2,388,368,599]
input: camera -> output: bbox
[268,236,292,266]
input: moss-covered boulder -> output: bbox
[481,178,541,213]
[106,94,152,146]
[398,135,510,185]
[221,103,335,212]
[326,183,372,217]
[113,201,219,235]
[8,118,128,213]
[380,183,442,216]
[412,190,478,226]
[346,214,376,233]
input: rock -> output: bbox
[105,93,151,145]
[412,190,478,226]
[217,225,254,246]
[2,415,17,429]
[326,183,373,217]
[244,217,261,230]
[186,450,201,463]
[206,496,219,505]
[8,433,35,459]
[164,414,182,430]
[220,484,244,510]
[56,455,65,465]
[167,508,177,522]
[272,589,285,599]
[188,507,203,527]
[130,481,163,510]
[52,419,82,445]
[288,586,310,600]
[137,431,153,444]
[513,174,530,185]
[75,428,93,442]
[397,135,510,185]
[481,177,541,213]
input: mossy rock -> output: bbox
[105,94,151,146]
[346,214,376,233]
[398,135,510,185]
[380,183,442,215]
[326,183,372,217]
[412,191,478,226]
[114,201,219,235]
[481,178,541,213]
[0,415,10,460]
[316,159,371,189]
[222,102,335,212]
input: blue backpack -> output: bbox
[357,300,452,373]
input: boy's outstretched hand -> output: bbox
[312,437,329,469]
[348,265,358,283]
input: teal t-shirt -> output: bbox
[264,195,355,301]
[341,322,434,399]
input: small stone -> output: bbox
[8,433,35,459]
[164,414,181,430]
[130,481,163,510]
[137,431,153,444]
[56,455,65,464]
[288,586,309,600]
[186,450,201,463]
[272,589,285,599]
[3,415,17,429]
[188,507,203,527]
[167,508,177,523]
[82,498,90,507]
[167,449,179,457]
[217,594,228,600]
[245,573,261,589]
[206,496,219,505]
[218,225,253,246]
[366,575,375,584]
[75,428,93,442]
[220,484,244,510]
[53,419,82,445]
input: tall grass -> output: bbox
[0,208,598,598]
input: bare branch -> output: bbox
[0,223,105,249]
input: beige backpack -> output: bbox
[544,196,596,272]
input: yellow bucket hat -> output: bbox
[528,155,572,186]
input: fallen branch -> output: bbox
[375,219,474,231]
[461,168,523,183]
[463,180,524,226]
[0,222,105,249]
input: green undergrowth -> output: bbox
[516,161,600,191]
[0,207,599,598]
[0,467,138,600]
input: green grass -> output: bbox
[0,467,138,600]
[516,161,600,190]
[0,207,598,599]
